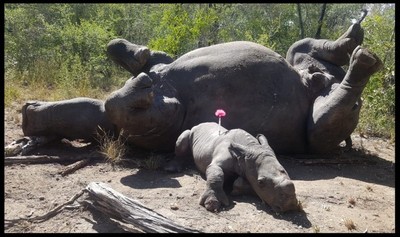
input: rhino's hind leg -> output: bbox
[313,23,364,66]
[308,47,382,153]
[200,164,230,212]
[164,130,191,172]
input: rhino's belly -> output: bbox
[179,73,309,154]
[161,42,310,154]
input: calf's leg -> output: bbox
[163,129,191,172]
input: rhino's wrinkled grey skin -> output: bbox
[21,21,382,155]
[104,22,382,154]
[22,97,114,141]
[165,122,298,213]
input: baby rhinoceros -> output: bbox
[164,122,299,213]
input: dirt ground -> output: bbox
[3,106,395,233]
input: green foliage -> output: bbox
[148,4,193,57]
[4,3,395,140]
[148,4,221,57]
[5,3,127,101]
[356,5,395,139]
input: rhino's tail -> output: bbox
[358,9,368,24]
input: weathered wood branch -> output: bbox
[4,189,85,228]
[84,182,201,233]
[4,154,104,165]
[5,182,200,233]
[4,155,66,164]
[59,158,92,176]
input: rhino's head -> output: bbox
[229,143,299,213]
[105,73,185,150]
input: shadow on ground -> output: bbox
[278,148,395,188]
[120,169,182,189]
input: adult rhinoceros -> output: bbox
[21,21,382,155]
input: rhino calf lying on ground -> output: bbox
[164,122,299,213]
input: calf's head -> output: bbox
[229,142,299,213]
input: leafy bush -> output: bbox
[4,3,395,140]
[356,5,395,140]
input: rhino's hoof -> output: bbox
[351,46,383,72]
[204,197,220,212]
[338,23,364,46]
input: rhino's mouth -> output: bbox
[270,204,284,213]
[126,95,184,138]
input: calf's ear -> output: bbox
[256,134,269,146]
[228,142,249,161]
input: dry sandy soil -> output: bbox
[3,106,395,233]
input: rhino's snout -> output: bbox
[278,179,295,195]
[274,179,299,212]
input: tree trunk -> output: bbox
[297,4,304,39]
[315,3,327,39]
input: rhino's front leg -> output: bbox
[308,46,383,153]
[22,98,114,142]
[231,176,255,196]
[107,39,151,76]
[199,164,230,212]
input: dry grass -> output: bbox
[96,127,127,165]
[348,197,356,206]
[312,225,320,233]
[343,218,356,231]
[297,200,304,211]
[142,153,165,170]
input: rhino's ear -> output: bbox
[130,73,153,88]
[228,142,249,161]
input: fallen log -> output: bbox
[4,152,105,165]
[59,158,92,176]
[84,182,201,233]
[4,155,65,164]
[5,182,201,233]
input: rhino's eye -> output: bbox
[257,177,266,186]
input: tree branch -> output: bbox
[84,182,201,233]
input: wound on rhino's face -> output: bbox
[104,73,184,149]
[229,143,299,213]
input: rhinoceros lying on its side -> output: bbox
[20,19,382,155]
[165,122,299,213]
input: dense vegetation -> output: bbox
[4,3,395,140]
